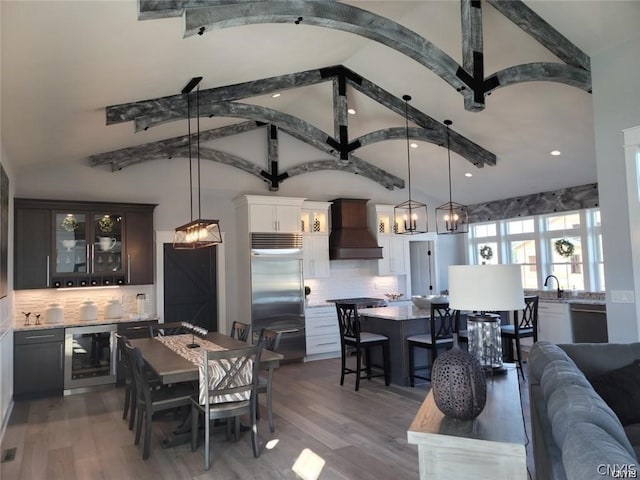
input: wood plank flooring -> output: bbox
[1,358,535,479]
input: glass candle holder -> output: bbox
[467,314,503,370]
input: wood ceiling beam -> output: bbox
[487,0,590,72]
[106,67,328,125]
[488,62,591,93]
[182,1,473,103]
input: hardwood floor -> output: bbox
[1,358,535,479]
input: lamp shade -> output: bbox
[448,264,525,312]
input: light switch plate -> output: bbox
[611,290,635,303]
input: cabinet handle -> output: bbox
[316,342,338,346]
[60,343,64,370]
[571,308,605,314]
[24,334,55,339]
[86,243,92,274]
[127,254,131,284]
[46,255,50,287]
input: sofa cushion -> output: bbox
[547,383,636,458]
[562,422,639,480]
[624,423,640,460]
[540,359,592,402]
[561,343,640,379]
[529,341,576,384]
[590,359,640,426]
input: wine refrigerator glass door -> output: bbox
[64,324,117,391]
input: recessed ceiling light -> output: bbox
[272,93,281,98]
[410,142,418,149]
[550,150,561,156]
[347,108,356,115]
[465,172,473,177]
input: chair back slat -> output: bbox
[199,344,259,406]
[335,303,361,343]
[124,342,154,406]
[258,328,282,353]
[230,321,250,342]
[149,322,188,337]
[430,302,458,340]
[515,295,539,334]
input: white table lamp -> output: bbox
[449,264,525,373]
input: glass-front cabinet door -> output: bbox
[53,210,125,287]
[54,212,88,279]
[92,212,123,279]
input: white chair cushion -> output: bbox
[407,333,454,345]
[359,332,388,343]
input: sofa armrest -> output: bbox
[529,383,567,480]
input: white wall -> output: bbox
[592,34,640,341]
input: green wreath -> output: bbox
[554,239,575,257]
[479,245,493,260]
[61,215,79,232]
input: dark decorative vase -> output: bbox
[431,348,487,420]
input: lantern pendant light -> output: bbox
[173,77,222,249]
[436,120,468,235]
[394,94,428,235]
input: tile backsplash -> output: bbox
[14,285,155,322]
[304,260,403,306]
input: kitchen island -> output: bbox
[359,305,431,386]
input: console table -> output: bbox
[407,365,527,479]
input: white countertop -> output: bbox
[14,315,158,332]
[358,305,431,321]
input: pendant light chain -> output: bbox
[186,89,194,222]
[405,97,412,212]
[446,120,453,209]
[196,85,202,220]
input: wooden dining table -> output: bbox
[128,332,284,447]
[129,332,284,385]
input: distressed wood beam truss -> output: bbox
[93,0,591,190]
[136,0,591,110]
[95,65,493,190]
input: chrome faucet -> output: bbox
[544,275,564,299]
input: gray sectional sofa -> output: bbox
[528,341,640,480]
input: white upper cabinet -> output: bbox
[240,196,305,233]
[302,201,331,279]
[369,204,408,276]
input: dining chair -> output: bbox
[335,302,390,391]
[149,321,188,337]
[115,332,162,431]
[190,344,261,470]
[124,343,195,460]
[256,328,282,432]
[501,295,539,378]
[406,302,458,386]
[230,321,250,342]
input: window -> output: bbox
[467,208,603,292]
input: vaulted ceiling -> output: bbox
[2,1,639,204]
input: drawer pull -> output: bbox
[25,334,56,339]
[570,308,605,314]
[316,342,338,346]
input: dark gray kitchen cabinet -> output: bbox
[14,328,64,398]
[14,206,52,289]
[14,199,156,289]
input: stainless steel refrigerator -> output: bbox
[250,233,306,360]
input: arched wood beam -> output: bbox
[182,1,474,104]
[106,67,327,125]
[486,0,590,72]
[343,68,496,166]
[89,120,265,170]
[487,63,592,93]
[285,156,404,191]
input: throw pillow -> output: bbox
[590,359,640,426]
